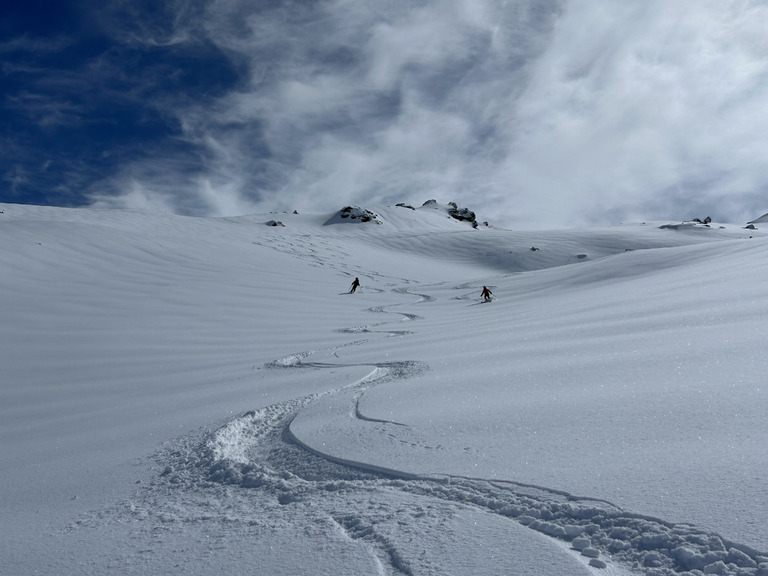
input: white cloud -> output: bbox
[91,0,768,227]
[503,0,768,226]
[90,179,176,213]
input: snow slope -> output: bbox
[0,202,766,575]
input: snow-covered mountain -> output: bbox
[1,201,766,576]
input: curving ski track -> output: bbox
[72,286,767,576]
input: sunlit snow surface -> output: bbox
[0,203,766,575]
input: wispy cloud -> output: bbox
[95,0,567,219]
[504,0,768,226]
[6,0,768,227]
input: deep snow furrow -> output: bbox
[395,477,768,575]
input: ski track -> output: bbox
[71,284,768,576]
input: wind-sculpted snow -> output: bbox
[5,204,767,575]
[85,286,767,576]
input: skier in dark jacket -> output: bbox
[349,277,360,293]
[481,286,492,302]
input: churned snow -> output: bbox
[0,202,766,575]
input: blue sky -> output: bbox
[3,0,768,228]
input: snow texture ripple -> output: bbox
[71,288,768,576]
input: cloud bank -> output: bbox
[5,0,768,228]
